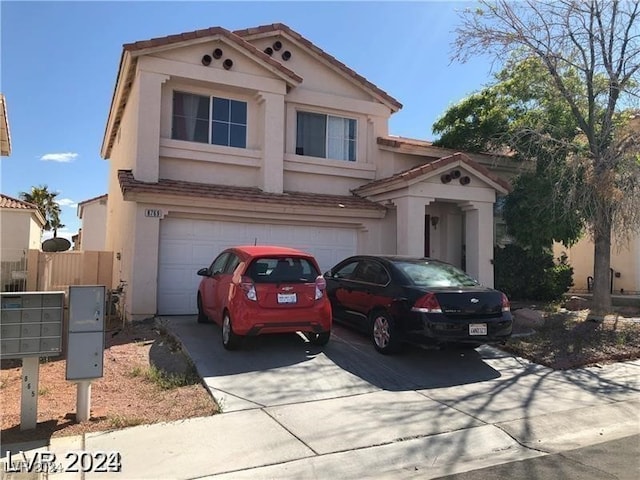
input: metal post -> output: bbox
[20,357,39,430]
[76,381,92,422]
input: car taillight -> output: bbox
[412,292,442,313]
[315,275,326,300]
[240,276,257,301]
[501,293,511,312]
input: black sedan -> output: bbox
[324,255,512,354]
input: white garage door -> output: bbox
[157,218,357,314]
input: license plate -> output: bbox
[277,293,297,304]
[469,323,487,336]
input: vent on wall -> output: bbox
[282,50,292,61]
[223,59,233,70]
[212,48,223,59]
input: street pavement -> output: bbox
[431,434,640,480]
[1,317,639,479]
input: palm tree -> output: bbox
[19,185,65,237]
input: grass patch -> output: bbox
[504,311,640,370]
[127,364,199,390]
[107,414,145,429]
[145,364,199,390]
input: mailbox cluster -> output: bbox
[0,292,64,359]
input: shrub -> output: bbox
[494,244,573,301]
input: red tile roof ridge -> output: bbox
[117,170,385,210]
[0,193,39,210]
[77,193,108,207]
[353,153,511,193]
[122,25,302,84]
[234,23,402,111]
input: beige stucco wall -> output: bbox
[554,233,640,294]
[1,210,41,261]
[79,200,107,251]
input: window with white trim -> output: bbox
[296,111,357,161]
[172,91,247,148]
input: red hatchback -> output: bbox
[196,246,332,350]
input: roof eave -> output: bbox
[235,25,402,113]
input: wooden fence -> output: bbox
[26,250,113,292]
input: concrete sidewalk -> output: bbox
[2,320,639,479]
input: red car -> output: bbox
[196,246,332,350]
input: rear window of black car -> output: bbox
[247,257,319,283]
[394,260,478,287]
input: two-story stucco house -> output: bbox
[100,23,518,319]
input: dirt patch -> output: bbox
[1,319,219,445]
[504,307,640,370]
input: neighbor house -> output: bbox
[100,23,519,319]
[554,235,640,296]
[0,194,46,291]
[75,194,108,251]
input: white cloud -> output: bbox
[57,198,78,208]
[40,152,78,162]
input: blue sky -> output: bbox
[1,1,497,242]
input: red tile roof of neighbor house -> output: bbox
[352,152,512,193]
[77,193,108,207]
[117,170,386,211]
[0,193,38,210]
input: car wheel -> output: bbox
[371,311,401,354]
[307,331,330,346]
[197,295,207,324]
[222,312,241,350]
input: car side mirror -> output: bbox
[323,270,332,278]
[197,268,209,277]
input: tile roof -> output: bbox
[353,153,512,193]
[234,23,402,111]
[0,193,39,210]
[77,193,108,207]
[122,26,302,84]
[118,170,386,211]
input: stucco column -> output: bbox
[461,201,494,287]
[129,206,162,318]
[395,196,432,257]
[258,91,285,193]
[134,71,170,183]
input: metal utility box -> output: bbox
[66,286,105,380]
[0,292,65,360]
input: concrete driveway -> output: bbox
[164,316,513,412]
[7,317,635,479]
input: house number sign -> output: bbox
[145,209,163,218]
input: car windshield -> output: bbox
[247,257,319,283]
[394,260,479,287]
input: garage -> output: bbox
[157,217,357,314]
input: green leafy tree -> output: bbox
[445,0,640,316]
[19,185,65,237]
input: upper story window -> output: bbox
[296,111,357,161]
[172,91,247,148]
